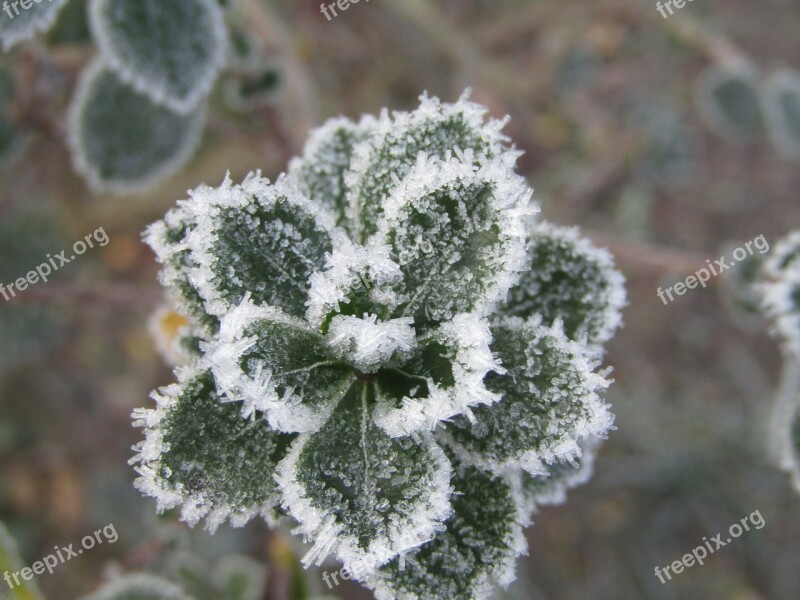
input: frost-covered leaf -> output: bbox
[276,383,453,576]
[182,174,336,318]
[373,313,501,437]
[90,0,227,113]
[0,0,68,51]
[132,367,295,532]
[347,91,514,240]
[370,462,526,600]
[518,437,600,516]
[0,521,44,600]
[68,60,205,194]
[82,574,192,600]
[763,69,800,160]
[375,155,531,326]
[211,555,266,600]
[759,230,800,359]
[501,222,626,349]
[145,204,219,337]
[442,316,613,475]
[204,300,352,431]
[289,115,376,230]
[695,66,763,140]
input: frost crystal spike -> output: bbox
[137,91,626,600]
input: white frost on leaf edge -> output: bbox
[345,89,515,232]
[181,171,338,318]
[327,314,417,374]
[516,436,603,523]
[373,152,535,320]
[439,317,614,477]
[305,233,403,329]
[83,573,192,600]
[275,428,454,579]
[759,229,800,360]
[89,0,228,114]
[66,58,207,195]
[203,297,348,433]
[0,0,69,51]
[130,364,282,533]
[373,313,504,438]
[526,220,627,350]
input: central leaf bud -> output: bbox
[327,313,416,373]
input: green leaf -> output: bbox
[0,521,44,600]
[375,155,530,326]
[695,66,763,140]
[763,69,800,160]
[81,574,192,600]
[90,0,227,113]
[372,313,501,437]
[276,383,453,576]
[289,115,376,230]
[67,60,205,194]
[441,316,613,475]
[348,91,513,240]
[371,462,526,600]
[182,174,336,318]
[132,368,296,532]
[0,0,68,51]
[500,222,626,349]
[205,300,353,432]
[211,556,266,600]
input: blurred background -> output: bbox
[1,0,800,598]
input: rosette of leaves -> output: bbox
[134,92,626,600]
[0,0,228,194]
[758,230,800,493]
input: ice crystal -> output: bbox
[136,91,625,599]
[758,230,800,494]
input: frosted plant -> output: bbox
[758,230,800,493]
[1,0,230,194]
[695,65,764,141]
[134,92,626,599]
[68,60,206,194]
[89,0,227,114]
